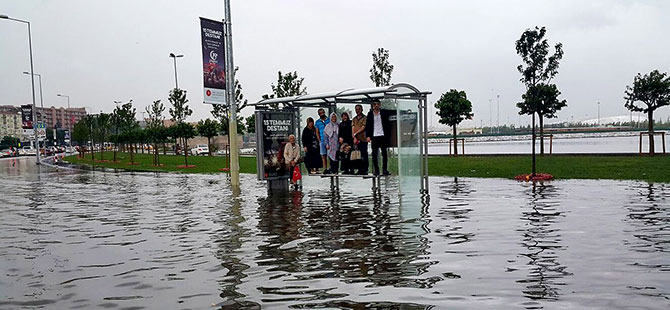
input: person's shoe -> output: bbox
[382,171,391,176]
[373,171,380,176]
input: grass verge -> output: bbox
[64,152,670,183]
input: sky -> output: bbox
[1,0,669,130]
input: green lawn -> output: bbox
[64,152,670,183]
[428,155,670,183]
[64,152,257,174]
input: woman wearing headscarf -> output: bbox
[302,117,322,174]
[323,112,340,174]
[338,112,354,174]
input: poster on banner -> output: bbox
[255,111,295,180]
[199,17,226,105]
[21,104,33,129]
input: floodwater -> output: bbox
[1,157,669,309]
[429,132,669,154]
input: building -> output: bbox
[0,105,23,138]
[35,106,87,130]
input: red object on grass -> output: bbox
[515,173,554,181]
[219,168,230,172]
[177,165,196,169]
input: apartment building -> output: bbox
[35,106,88,130]
[0,106,23,138]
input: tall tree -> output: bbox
[370,47,394,87]
[435,89,474,155]
[145,99,165,165]
[516,26,564,175]
[624,70,670,154]
[114,100,138,162]
[168,88,193,166]
[261,70,307,109]
[196,119,219,156]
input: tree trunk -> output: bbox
[207,137,212,156]
[183,137,188,166]
[155,144,160,166]
[91,143,94,160]
[531,113,536,177]
[163,143,166,155]
[539,114,545,155]
[130,144,135,164]
[452,125,458,156]
[648,110,655,155]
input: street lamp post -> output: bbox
[597,101,600,126]
[57,94,70,146]
[169,53,183,89]
[23,72,44,147]
[2,14,40,164]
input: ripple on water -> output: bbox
[0,165,669,309]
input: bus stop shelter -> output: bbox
[251,83,430,194]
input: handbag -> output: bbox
[350,144,361,161]
[292,165,302,182]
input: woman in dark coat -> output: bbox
[302,117,322,174]
[338,112,354,174]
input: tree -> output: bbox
[145,99,166,165]
[1,136,20,149]
[71,120,90,158]
[169,122,196,166]
[370,47,394,87]
[261,70,307,109]
[196,119,219,156]
[80,115,96,160]
[168,87,193,166]
[516,26,564,175]
[212,67,249,130]
[93,113,111,161]
[624,70,670,154]
[245,114,256,134]
[435,89,474,155]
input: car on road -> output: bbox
[21,146,36,156]
[1,149,13,157]
[190,144,209,156]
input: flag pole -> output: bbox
[224,0,240,187]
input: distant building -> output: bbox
[0,105,23,138]
[35,106,88,130]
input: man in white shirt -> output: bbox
[365,99,391,176]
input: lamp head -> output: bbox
[0,15,9,19]
[169,53,176,58]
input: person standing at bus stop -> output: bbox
[352,104,368,175]
[366,99,391,176]
[315,108,330,173]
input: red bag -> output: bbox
[292,165,302,182]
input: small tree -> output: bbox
[261,70,307,109]
[624,70,670,154]
[72,120,90,158]
[245,114,256,134]
[197,119,219,156]
[80,115,96,160]
[435,89,474,155]
[168,88,193,166]
[370,47,394,87]
[145,99,166,165]
[516,26,564,175]
[169,122,196,165]
[94,113,111,161]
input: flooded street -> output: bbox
[1,157,669,309]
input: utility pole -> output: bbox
[224,0,240,187]
[597,101,600,126]
[496,94,500,133]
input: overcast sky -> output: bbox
[2,0,669,129]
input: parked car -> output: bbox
[21,146,36,156]
[190,144,209,156]
[0,149,12,157]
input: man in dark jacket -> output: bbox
[365,98,392,176]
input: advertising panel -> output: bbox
[255,111,295,180]
[388,109,418,148]
[199,17,226,105]
[20,104,33,129]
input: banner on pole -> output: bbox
[20,104,33,129]
[200,17,226,105]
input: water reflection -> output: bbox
[516,182,571,303]
[252,185,433,307]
